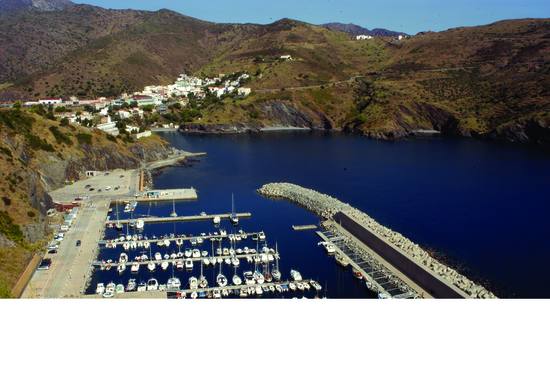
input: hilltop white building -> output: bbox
[356,35,373,40]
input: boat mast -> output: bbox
[275,241,280,272]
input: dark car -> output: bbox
[89,188,95,191]
[38,258,52,270]
[84,184,91,189]
[76,240,81,247]
[47,248,58,254]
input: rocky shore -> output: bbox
[258,182,496,299]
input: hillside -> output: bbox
[0,4,548,144]
[322,22,407,37]
[0,107,173,296]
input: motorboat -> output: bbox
[147,261,156,272]
[143,241,150,249]
[289,282,297,291]
[137,282,147,292]
[239,289,248,297]
[275,284,283,293]
[221,289,229,297]
[176,238,183,246]
[184,249,192,258]
[188,276,198,290]
[232,274,242,286]
[303,282,311,291]
[131,263,140,273]
[335,254,350,268]
[353,268,363,279]
[161,261,169,271]
[115,284,125,294]
[231,257,240,267]
[212,216,221,225]
[123,242,130,251]
[154,252,162,261]
[290,270,303,281]
[243,271,255,285]
[166,277,181,291]
[255,285,263,295]
[311,281,322,291]
[216,273,228,287]
[271,269,281,281]
[258,231,266,241]
[318,241,336,255]
[212,289,222,299]
[190,291,198,299]
[264,272,273,283]
[176,260,184,270]
[126,279,137,292]
[95,283,105,295]
[199,276,208,288]
[203,258,210,266]
[192,249,201,258]
[224,258,231,266]
[219,229,227,237]
[136,220,144,230]
[185,259,193,270]
[296,282,304,291]
[196,237,203,245]
[106,282,116,294]
[146,278,159,291]
[117,263,126,274]
[253,271,265,285]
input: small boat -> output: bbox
[290,270,302,281]
[224,258,231,265]
[147,261,156,272]
[115,284,125,294]
[176,238,183,246]
[212,216,221,225]
[131,263,140,273]
[232,274,242,286]
[253,270,265,284]
[296,282,305,291]
[147,278,159,291]
[258,231,266,241]
[289,282,297,291]
[212,289,222,299]
[143,241,150,249]
[231,257,240,267]
[275,284,283,293]
[185,259,193,270]
[192,249,201,258]
[137,282,147,292]
[264,272,273,283]
[255,285,263,295]
[123,242,130,251]
[95,283,105,295]
[199,276,208,288]
[136,220,144,230]
[154,252,162,261]
[217,274,228,287]
[239,289,248,297]
[222,289,229,297]
[196,237,203,244]
[176,260,184,270]
[318,241,336,255]
[203,258,210,266]
[303,282,311,290]
[222,248,229,256]
[353,268,363,279]
[230,194,239,225]
[269,285,275,292]
[184,249,192,258]
[117,263,126,274]
[188,276,198,290]
[219,230,227,237]
[190,291,198,299]
[161,261,169,271]
[126,279,137,292]
[311,281,322,291]
[244,271,255,285]
[335,254,350,268]
[166,277,181,291]
[106,282,116,294]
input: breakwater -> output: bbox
[258,182,496,299]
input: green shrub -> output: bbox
[76,133,93,145]
[49,126,73,146]
[0,211,24,244]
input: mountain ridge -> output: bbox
[322,22,408,37]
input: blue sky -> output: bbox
[75,0,549,34]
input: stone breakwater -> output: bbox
[258,182,496,299]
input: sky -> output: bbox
[75,0,550,34]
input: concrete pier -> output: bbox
[292,224,318,231]
[106,212,252,225]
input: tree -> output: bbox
[60,117,70,126]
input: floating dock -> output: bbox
[292,224,318,231]
[100,231,264,247]
[113,188,198,203]
[105,212,252,225]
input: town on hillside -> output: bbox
[2,72,252,139]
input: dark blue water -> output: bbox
[90,131,550,298]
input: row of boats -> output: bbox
[96,271,321,298]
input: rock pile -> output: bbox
[258,182,496,299]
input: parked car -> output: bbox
[37,258,52,270]
[89,188,95,191]
[105,186,112,191]
[84,184,91,189]
[76,240,81,247]
[47,248,58,254]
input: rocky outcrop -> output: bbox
[485,117,550,145]
[260,101,333,130]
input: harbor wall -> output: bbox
[333,212,464,298]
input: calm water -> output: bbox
[89,131,550,298]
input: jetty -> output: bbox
[106,212,251,226]
[116,188,198,202]
[100,231,264,247]
[258,182,496,299]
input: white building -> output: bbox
[119,110,131,119]
[280,55,293,60]
[237,87,251,97]
[96,116,119,136]
[356,35,373,40]
[39,98,63,105]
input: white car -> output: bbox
[105,186,112,191]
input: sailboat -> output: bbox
[170,199,177,217]
[232,266,242,286]
[271,242,281,281]
[216,262,228,287]
[198,260,208,288]
[229,193,238,225]
[115,201,123,231]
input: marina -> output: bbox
[105,212,252,225]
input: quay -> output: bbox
[114,188,198,203]
[106,212,252,225]
[258,182,496,299]
[143,151,207,171]
[292,224,318,231]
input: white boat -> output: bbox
[212,216,221,225]
[203,258,210,266]
[272,244,281,281]
[239,289,248,297]
[232,274,242,286]
[164,239,171,247]
[184,249,192,258]
[289,282,297,291]
[224,258,231,265]
[275,284,283,293]
[106,282,116,294]
[192,249,201,258]
[95,283,105,295]
[318,241,336,255]
[196,237,203,245]
[131,263,140,273]
[253,270,265,284]
[220,229,227,237]
[147,278,159,291]
[126,279,137,292]
[161,261,169,271]
[311,281,322,291]
[117,263,126,274]
[123,242,130,251]
[243,271,255,285]
[255,285,263,295]
[290,270,302,281]
[296,282,305,291]
[176,238,183,246]
[154,252,162,261]
[136,220,144,230]
[147,261,156,272]
[231,257,240,267]
[190,291,198,299]
[166,277,181,291]
[335,254,350,267]
[222,289,229,297]
[217,274,228,287]
[137,282,147,292]
[185,259,193,270]
[115,284,125,294]
[303,282,311,290]
[199,276,208,288]
[212,289,222,299]
[176,260,184,270]
[188,276,198,290]
[258,231,266,241]
[143,241,150,249]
